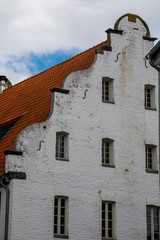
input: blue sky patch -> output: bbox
[6,48,81,77]
[29,49,81,73]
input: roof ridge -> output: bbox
[6,40,107,90]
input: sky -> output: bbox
[1,0,160,85]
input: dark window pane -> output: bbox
[154,233,159,240]
[61,217,65,225]
[102,202,105,211]
[60,152,64,158]
[60,226,65,234]
[102,211,105,219]
[55,198,58,206]
[154,215,159,226]
[108,229,112,237]
[61,207,65,216]
[108,203,112,211]
[147,224,151,233]
[108,221,112,228]
[102,220,105,228]
[54,225,57,234]
[54,207,58,215]
[108,212,112,220]
[102,229,105,237]
[147,215,151,224]
[154,208,159,216]
[54,216,57,224]
[61,199,65,207]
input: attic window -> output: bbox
[56,132,69,161]
[0,118,21,141]
[102,77,114,103]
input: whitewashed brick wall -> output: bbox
[4,15,159,240]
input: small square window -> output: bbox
[102,201,115,239]
[102,77,114,103]
[56,132,69,161]
[145,144,157,172]
[145,85,156,110]
[54,196,68,238]
[102,138,114,167]
[146,206,160,240]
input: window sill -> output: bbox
[146,169,158,174]
[145,107,157,111]
[56,158,69,162]
[54,234,69,239]
[102,101,115,104]
[102,238,114,240]
[102,164,115,168]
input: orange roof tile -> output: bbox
[0,40,107,175]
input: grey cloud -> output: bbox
[0,0,159,83]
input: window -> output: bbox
[145,85,156,110]
[0,118,21,141]
[102,201,114,239]
[54,196,68,238]
[102,77,114,103]
[147,206,160,240]
[56,132,68,160]
[102,138,114,167]
[145,144,157,172]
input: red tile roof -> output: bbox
[0,40,107,175]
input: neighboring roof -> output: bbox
[0,40,107,175]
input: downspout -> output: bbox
[0,175,10,240]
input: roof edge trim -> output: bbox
[6,171,26,180]
[50,88,70,94]
[105,28,123,35]
[4,150,23,156]
[143,36,158,42]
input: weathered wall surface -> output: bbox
[4,15,159,240]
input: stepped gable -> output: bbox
[0,40,107,175]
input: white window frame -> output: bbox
[102,201,115,239]
[54,196,68,238]
[145,85,156,110]
[56,132,68,160]
[147,206,160,240]
[145,144,157,172]
[102,138,114,167]
[102,77,114,103]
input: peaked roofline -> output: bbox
[0,40,108,175]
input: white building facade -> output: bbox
[0,13,160,240]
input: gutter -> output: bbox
[146,41,160,71]
[0,175,10,240]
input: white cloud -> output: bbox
[0,0,160,84]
